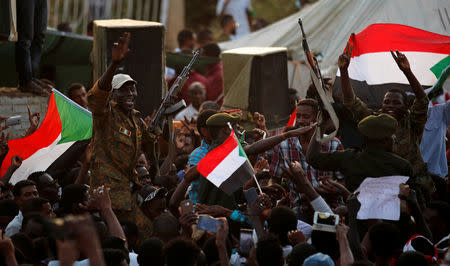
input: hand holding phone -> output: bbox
[180,199,194,215]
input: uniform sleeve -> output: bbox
[87,80,111,116]
[410,96,429,138]
[309,150,351,172]
[343,96,372,122]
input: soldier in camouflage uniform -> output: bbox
[87,32,155,240]
[339,46,433,201]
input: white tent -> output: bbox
[220,0,450,80]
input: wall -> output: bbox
[0,90,48,139]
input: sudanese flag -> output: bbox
[334,24,450,108]
[0,89,92,184]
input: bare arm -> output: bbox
[244,125,315,155]
[75,143,92,185]
[216,218,231,266]
[391,50,425,99]
[339,42,355,101]
[168,166,199,216]
[0,156,22,185]
[336,224,354,266]
[92,187,126,241]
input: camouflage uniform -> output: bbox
[344,96,434,200]
[87,81,154,239]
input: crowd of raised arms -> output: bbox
[1,1,450,266]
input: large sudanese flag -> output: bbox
[334,24,450,108]
[0,89,92,184]
[196,130,253,195]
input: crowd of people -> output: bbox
[1,3,450,266]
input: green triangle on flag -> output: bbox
[53,90,93,144]
[430,55,450,78]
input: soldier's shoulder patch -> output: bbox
[119,127,131,137]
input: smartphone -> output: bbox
[4,116,21,126]
[239,229,253,257]
[244,187,258,206]
[180,199,194,215]
[197,215,223,233]
[312,212,339,233]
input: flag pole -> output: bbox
[228,123,264,195]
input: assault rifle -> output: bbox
[148,49,200,134]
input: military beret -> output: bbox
[357,113,398,139]
[206,113,241,127]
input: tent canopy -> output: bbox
[219,0,450,77]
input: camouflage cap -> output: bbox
[206,113,241,127]
[358,113,398,139]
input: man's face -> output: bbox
[381,92,407,120]
[113,82,137,113]
[189,86,206,108]
[71,87,88,108]
[143,198,166,220]
[37,174,60,203]
[184,34,197,51]
[295,105,317,127]
[41,202,55,219]
[16,185,39,207]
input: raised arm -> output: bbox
[391,50,426,99]
[0,156,22,185]
[99,33,130,92]
[244,124,315,155]
[87,33,131,113]
[339,42,355,101]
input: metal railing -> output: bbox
[47,0,168,34]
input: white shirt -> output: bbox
[216,0,251,39]
[174,104,199,121]
[5,211,23,237]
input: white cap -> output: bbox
[111,74,136,90]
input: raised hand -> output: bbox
[338,41,353,71]
[391,50,410,72]
[10,156,22,170]
[112,32,131,64]
[183,165,200,183]
[335,222,349,241]
[179,212,198,237]
[282,160,308,187]
[215,218,229,247]
[288,229,306,245]
[0,132,9,159]
[253,112,267,130]
[181,116,199,137]
[90,186,112,212]
[253,157,269,174]
[288,123,317,138]
[27,105,40,129]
